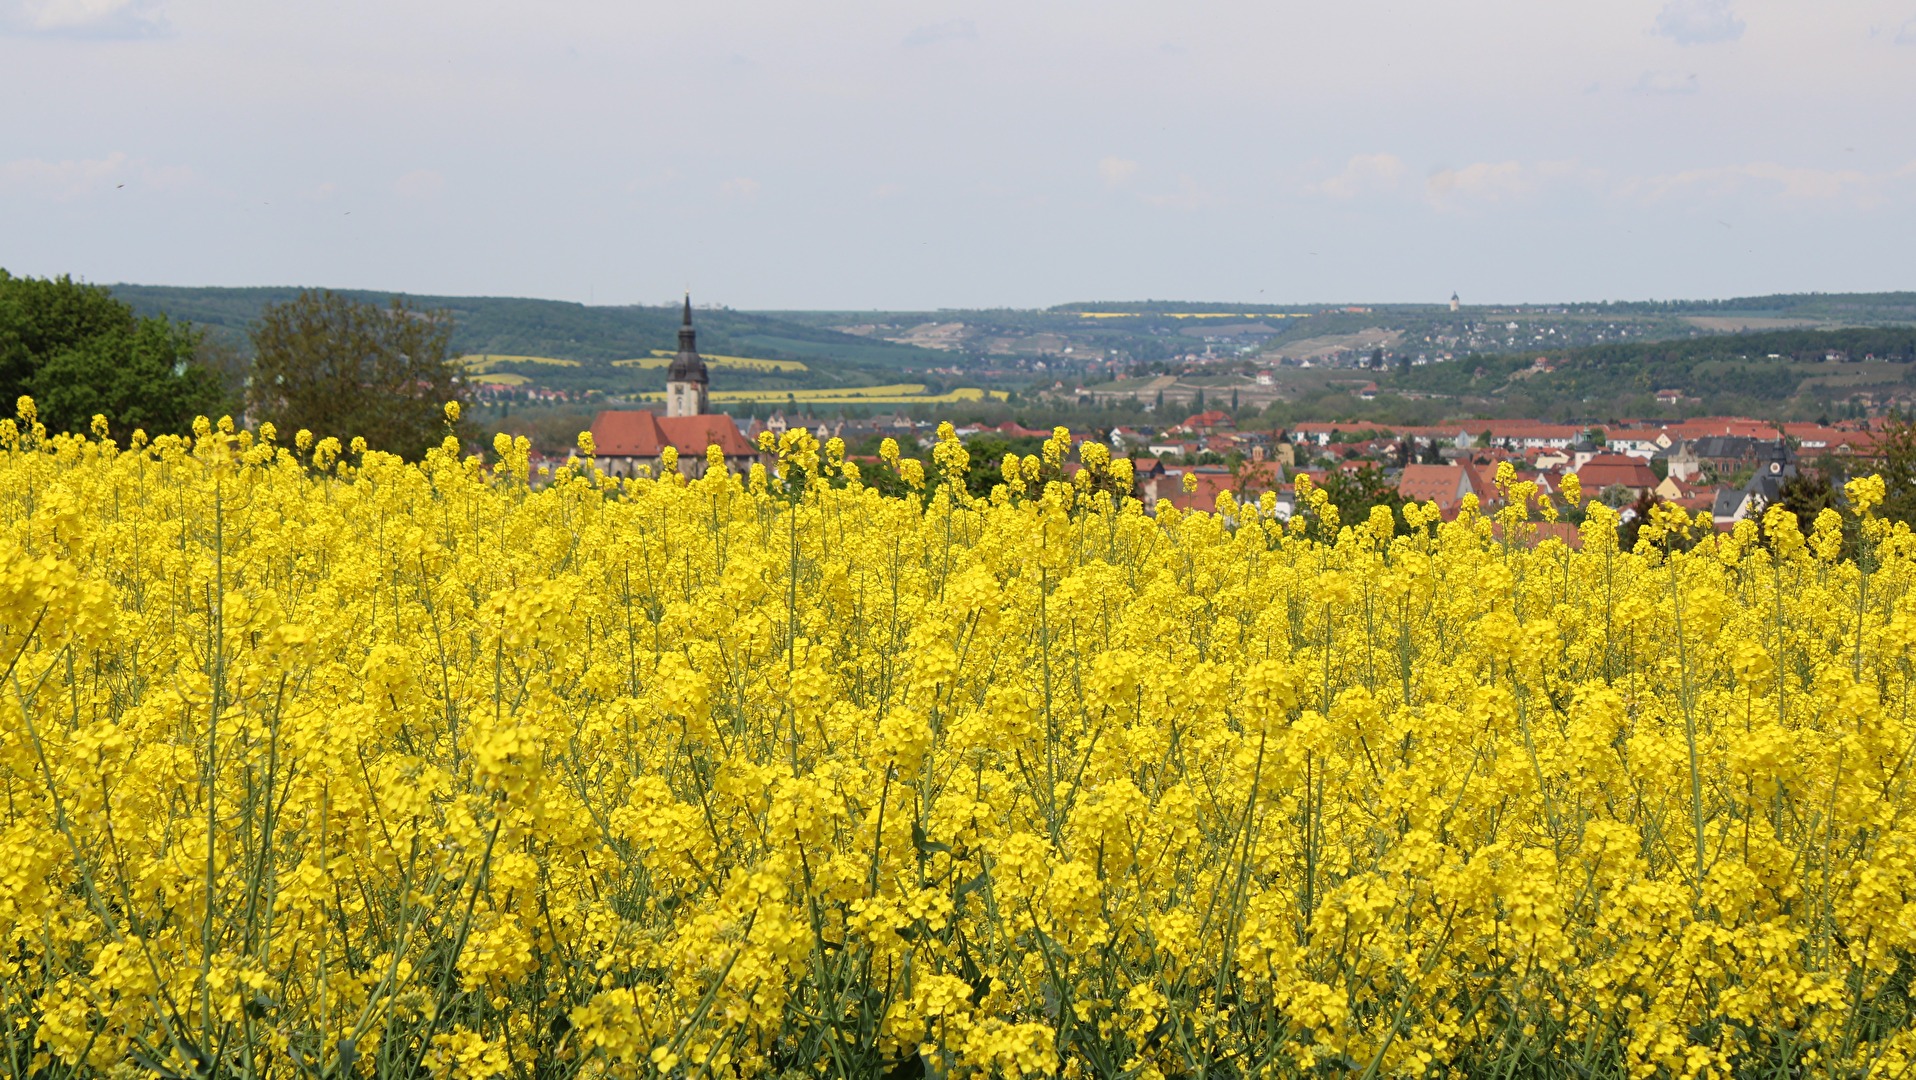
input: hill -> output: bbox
[108,285,953,397]
[1388,325,1916,421]
[105,284,1916,422]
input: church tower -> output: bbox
[665,295,710,418]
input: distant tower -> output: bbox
[1449,292,1461,313]
[665,294,710,418]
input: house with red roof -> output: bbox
[1173,410,1236,436]
[1397,464,1479,513]
[1574,453,1659,500]
[993,420,1055,440]
[1655,418,1779,445]
[590,410,759,479]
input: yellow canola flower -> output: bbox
[0,398,1912,1079]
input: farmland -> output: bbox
[613,351,810,373]
[630,384,1009,404]
[5,407,1916,1077]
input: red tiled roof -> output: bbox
[590,411,756,458]
[1397,464,1473,508]
[1575,454,1658,491]
[1657,418,1778,440]
[994,421,1054,439]
[1180,410,1235,429]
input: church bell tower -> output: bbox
[665,295,710,418]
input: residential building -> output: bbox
[1397,464,1478,514]
[1575,454,1660,500]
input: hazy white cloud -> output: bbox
[1635,70,1701,94]
[1621,161,1913,205]
[0,151,128,197]
[1410,156,1909,210]
[719,177,761,200]
[871,183,901,199]
[1653,0,1744,45]
[1426,161,1530,205]
[1098,156,1139,187]
[1142,175,1210,211]
[393,169,445,200]
[902,18,975,47]
[1313,153,1406,198]
[0,150,193,198]
[1896,17,1916,45]
[0,0,165,37]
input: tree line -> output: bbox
[0,271,467,458]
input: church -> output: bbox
[588,297,759,478]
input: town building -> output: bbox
[1397,464,1479,514]
[589,298,757,478]
[1575,453,1660,500]
[665,296,710,418]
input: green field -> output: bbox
[613,350,809,372]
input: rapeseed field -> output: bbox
[3,400,1914,1078]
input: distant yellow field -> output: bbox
[1165,312,1302,319]
[631,385,1006,405]
[472,373,532,386]
[1074,312,1306,320]
[614,351,809,373]
[457,355,584,373]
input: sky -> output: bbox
[2,0,1914,309]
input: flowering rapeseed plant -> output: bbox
[3,398,1916,1079]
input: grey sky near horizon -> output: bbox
[3,0,1914,311]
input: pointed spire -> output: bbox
[669,292,707,389]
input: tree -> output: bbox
[0,270,229,436]
[1317,464,1408,536]
[1870,418,1916,526]
[249,290,466,459]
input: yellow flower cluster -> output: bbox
[4,400,1916,1079]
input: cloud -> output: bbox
[1426,161,1530,205]
[719,177,761,199]
[902,19,976,47]
[1142,174,1210,211]
[0,150,193,198]
[1635,70,1700,94]
[0,0,166,38]
[1312,153,1406,198]
[871,183,901,199]
[1098,156,1139,187]
[1897,17,1916,45]
[0,151,127,197]
[393,169,446,199]
[1620,161,1910,204]
[1652,0,1744,45]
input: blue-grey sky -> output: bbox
[3,0,1913,309]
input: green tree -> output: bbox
[248,290,467,459]
[0,270,229,435]
[1314,464,1408,536]
[1870,418,1916,526]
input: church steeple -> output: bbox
[665,293,710,417]
[677,294,698,356]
